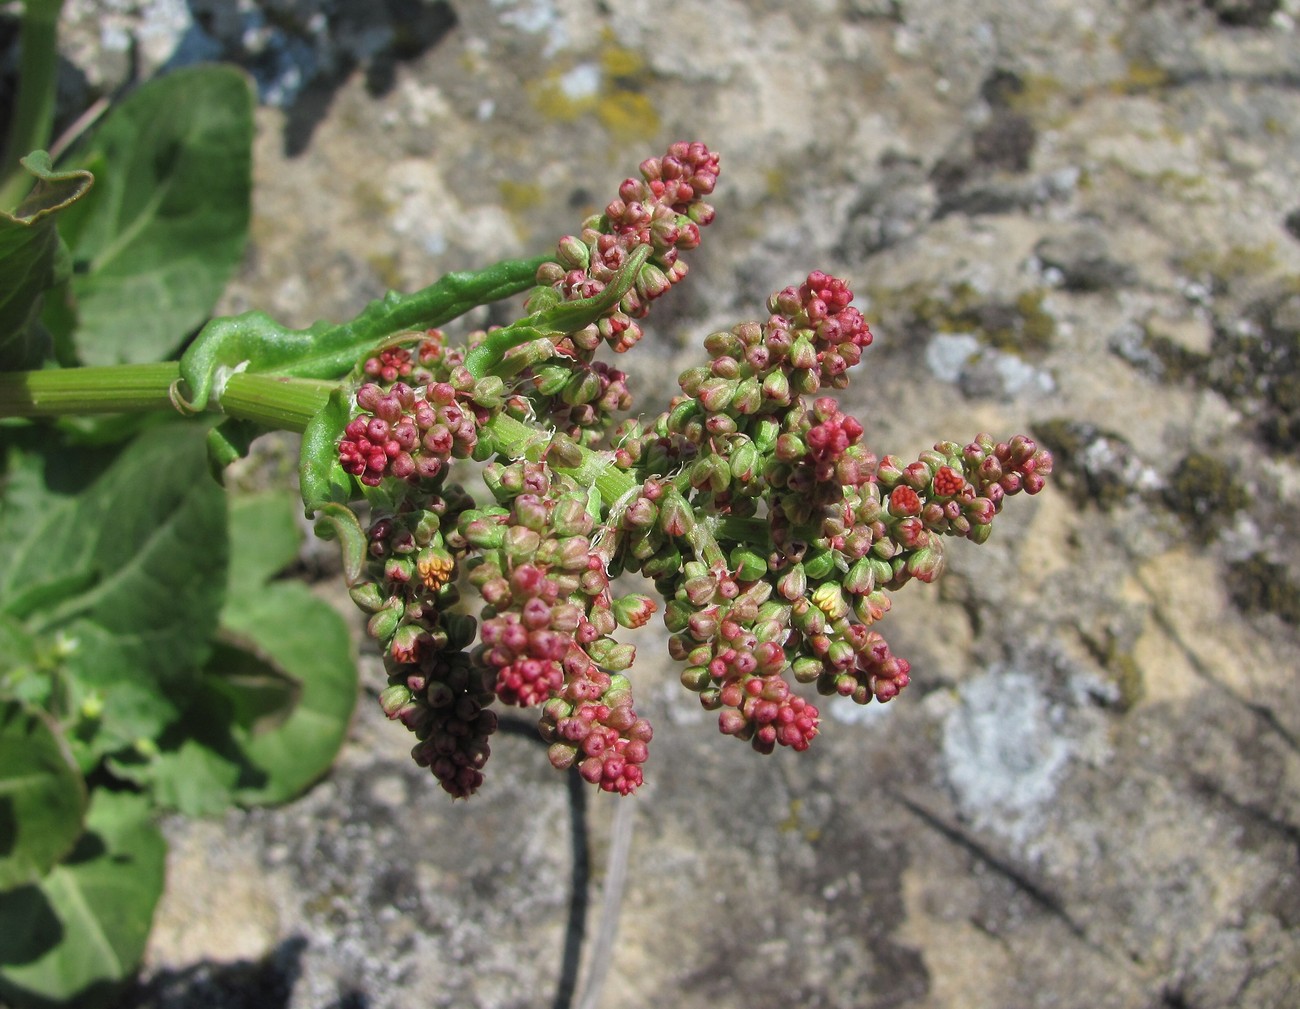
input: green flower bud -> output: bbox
[588,638,635,671]
[906,545,945,583]
[349,582,386,613]
[658,493,696,538]
[753,417,780,453]
[690,454,730,493]
[367,602,404,643]
[472,375,505,409]
[792,597,825,635]
[698,378,736,413]
[681,666,710,692]
[556,235,590,270]
[563,368,604,406]
[535,364,571,396]
[792,656,823,684]
[803,548,836,581]
[790,337,818,371]
[547,431,584,469]
[550,495,593,538]
[762,370,791,405]
[778,563,807,601]
[844,557,875,595]
[731,377,762,415]
[812,583,850,621]
[379,684,415,718]
[729,439,761,485]
[642,545,684,581]
[703,330,742,358]
[729,546,768,581]
[613,593,658,629]
[668,398,699,433]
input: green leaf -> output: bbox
[0,699,86,891]
[0,789,164,1009]
[175,254,549,414]
[219,579,356,805]
[226,492,302,592]
[46,65,254,366]
[0,423,228,758]
[137,491,356,812]
[298,386,356,514]
[0,152,94,370]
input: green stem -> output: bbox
[216,373,335,432]
[0,363,180,416]
[0,363,333,432]
[483,412,636,506]
[0,0,65,209]
[463,245,651,381]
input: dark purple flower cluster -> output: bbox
[351,491,500,798]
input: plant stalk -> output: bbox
[0,363,333,432]
[0,363,181,416]
[0,0,66,209]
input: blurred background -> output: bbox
[23,1,1300,1006]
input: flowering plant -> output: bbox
[299,141,1052,798]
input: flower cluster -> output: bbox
[338,340,504,487]
[456,460,653,794]
[327,140,1052,799]
[355,492,496,798]
[504,143,721,449]
[609,270,1052,748]
[533,140,719,355]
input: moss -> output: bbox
[529,35,659,143]
[1111,650,1146,712]
[596,90,659,142]
[1204,286,1300,451]
[352,180,394,221]
[600,44,646,81]
[1113,58,1172,95]
[1031,418,1137,510]
[1227,554,1300,625]
[1010,290,1056,352]
[1163,452,1250,543]
[868,281,1055,354]
[1175,243,1278,296]
[498,179,543,215]
[1136,326,1206,383]
[365,251,405,293]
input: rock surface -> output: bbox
[39,1,1300,1007]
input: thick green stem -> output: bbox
[0,362,333,432]
[0,0,65,209]
[0,363,180,416]
[215,373,334,433]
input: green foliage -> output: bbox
[0,702,86,891]
[41,65,255,366]
[0,43,360,1005]
[0,154,93,370]
[0,790,165,1009]
[175,253,549,413]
